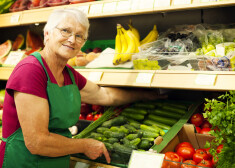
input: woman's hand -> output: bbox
[83,138,110,163]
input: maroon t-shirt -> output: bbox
[0,55,87,166]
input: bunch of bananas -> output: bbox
[140,25,159,46]
[113,24,140,65]
[113,22,159,65]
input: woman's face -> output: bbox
[46,16,86,60]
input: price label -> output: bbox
[103,2,117,13]
[10,14,20,23]
[117,0,131,11]
[3,51,25,66]
[195,74,217,86]
[89,3,103,15]
[154,0,171,7]
[128,150,165,168]
[138,0,155,9]
[200,0,212,2]
[131,0,140,10]
[74,161,90,168]
[76,5,90,15]
[216,45,225,56]
[88,71,103,82]
[173,0,192,5]
[136,73,154,84]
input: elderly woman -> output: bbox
[0,8,165,168]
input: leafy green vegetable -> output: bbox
[204,91,235,168]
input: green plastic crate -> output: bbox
[81,39,115,52]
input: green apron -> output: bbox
[2,52,81,168]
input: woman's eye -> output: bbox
[76,34,82,38]
[62,29,69,33]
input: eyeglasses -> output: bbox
[56,27,87,43]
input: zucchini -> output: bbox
[148,108,183,119]
[143,119,171,130]
[132,103,155,109]
[122,107,148,115]
[96,127,109,134]
[142,131,159,138]
[161,106,186,114]
[102,116,127,128]
[140,124,160,133]
[121,112,145,121]
[148,114,177,126]
[103,131,125,139]
[138,139,152,150]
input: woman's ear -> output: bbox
[44,31,49,44]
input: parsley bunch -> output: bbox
[204,91,235,168]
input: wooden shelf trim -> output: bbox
[1,67,235,90]
[0,1,234,27]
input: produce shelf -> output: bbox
[1,67,234,91]
[0,0,234,27]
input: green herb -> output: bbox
[204,91,235,168]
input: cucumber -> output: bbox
[113,143,133,154]
[120,126,129,134]
[143,119,171,130]
[125,134,140,141]
[104,137,119,144]
[121,112,145,121]
[96,127,109,134]
[90,132,104,141]
[103,142,113,151]
[142,137,155,141]
[148,114,177,126]
[138,139,152,150]
[110,126,120,132]
[140,124,160,133]
[142,131,159,138]
[123,124,137,133]
[130,138,141,146]
[130,122,141,129]
[126,118,140,124]
[148,108,183,119]
[102,116,127,128]
[122,107,148,115]
[103,131,125,139]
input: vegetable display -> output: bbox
[203,91,235,168]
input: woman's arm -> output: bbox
[80,80,167,106]
[14,91,110,163]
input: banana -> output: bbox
[128,19,140,41]
[127,29,140,53]
[113,26,122,65]
[140,25,158,45]
[120,26,136,63]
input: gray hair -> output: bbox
[43,8,90,44]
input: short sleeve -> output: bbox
[6,63,48,99]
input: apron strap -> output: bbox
[31,52,51,82]
[66,67,76,85]
[2,137,7,142]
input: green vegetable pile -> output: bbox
[204,91,235,168]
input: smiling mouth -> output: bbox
[63,44,75,50]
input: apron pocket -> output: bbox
[38,155,70,168]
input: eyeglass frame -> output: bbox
[55,27,87,43]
